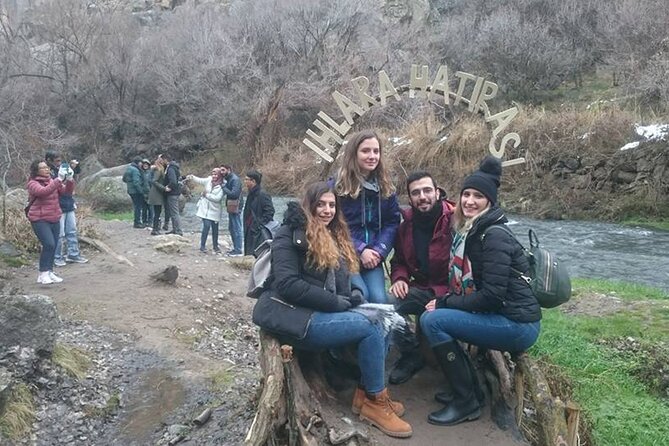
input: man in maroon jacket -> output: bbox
[389,171,455,384]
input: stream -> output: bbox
[181,198,669,293]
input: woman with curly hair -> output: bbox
[252,181,412,438]
[333,130,401,303]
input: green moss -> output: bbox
[94,211,134,221]
[622,218,669,232]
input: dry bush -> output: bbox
[74,205,105,240]
[257,139,324,195]
[1,206,40,253]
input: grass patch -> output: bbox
[0,383,35,441]
[531,281,669,445]
[622,218,669,232]
[210,369,234,394]
[573,278,669,301]
[94,210,133,221]
[52,344,91,379]
[0,254,30,267]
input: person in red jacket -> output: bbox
[26,160,75,284]
[388,171,455,385]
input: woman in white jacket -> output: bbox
[188,168,225,253]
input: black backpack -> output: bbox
[481,225,571,308]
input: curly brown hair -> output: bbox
[334,129,395,199]
[302,182,359,273]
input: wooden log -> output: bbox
[79,235,134,266]
[517,354,569,446]
[246,331,368,446]
[566,402,581,446]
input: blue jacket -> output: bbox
[222,172,242,201]
[333,179,401,259]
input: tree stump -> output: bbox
[245,331,369,446]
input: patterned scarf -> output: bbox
[448,229,475,296]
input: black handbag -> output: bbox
[252,291,312,340]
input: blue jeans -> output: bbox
[31,221,60,272]
[351,266,388,303]
[291,311,387,394]
[200,218,219,251]
[55,210,81,261]
[228,212,243,253]
[142,201,153,225]
[420,309,541,353]
[129,193,145,226]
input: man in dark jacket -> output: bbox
[242,169,274,256]
[123,157,148,229]
[162,153,183,236]
[46,150,88,266]
[221,164,244,256]
[388,171,454,384]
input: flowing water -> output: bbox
[182,197,669,292]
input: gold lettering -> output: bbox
[468,76,485,113]
[485,106,519,138]
[488,132,521,158]
[303,138,334,163]
[430,64,450,104]
[332,90,365,125]
[350,76,377,111]
[378,70,401,105]
[453,71,477,106]
[474,81,498,115]
[316,111,351,136]
[409,64,430,99]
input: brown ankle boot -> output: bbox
[359,388,412,438]
[352,387,405,416]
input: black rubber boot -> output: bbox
[428,341,481,426]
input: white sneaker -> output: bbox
[48,271,63,283]
[37,272,54,284]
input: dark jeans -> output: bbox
[421,308,541,353]
[290,311,387,394]
[31,220,60,272]
[200,218,219,251]
[129,193,145,226]
[393,287,435,353]
[152,204,162,231]
[142,201,153,225]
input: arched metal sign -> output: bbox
[303,64,525,167]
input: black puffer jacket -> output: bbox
[252,202,357,339]
[443,206,541,322]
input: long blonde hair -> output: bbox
[334,129,395,199]
[302,182,359,273]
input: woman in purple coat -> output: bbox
[334,130,401,303]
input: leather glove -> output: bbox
[333,295,352,312]
[349,289,365,307]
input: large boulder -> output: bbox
[82,176,131,212]
[77,164,129,191]
[0,294,60,356]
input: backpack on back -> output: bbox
[482,225,571,308]
[247,239,273,298]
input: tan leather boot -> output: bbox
[351,387,405,416]
[359,388,412,438]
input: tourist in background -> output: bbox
[188,168,225,253]
[122,157,148,229]
[242,169,274,256]
[420,156,541,426]
[147,156,168,235]
[27,160,74,284]
[220,164,244,256]
[140,159,154,227]
[333,129,401,304]
[162,153,183,236]
[45,151,88,266]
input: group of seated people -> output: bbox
[252,130,542,438]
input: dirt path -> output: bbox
[11,219,526,445]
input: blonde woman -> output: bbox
[252,182,412,438]
[421,156,541,426]
[333,130,401,303]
